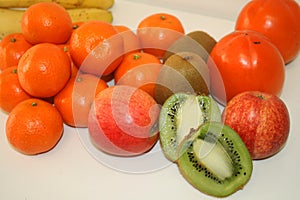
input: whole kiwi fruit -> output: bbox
[177,122,253,197]
[159,93,221,162]
[163,30,217,62]
[154,52,210,105]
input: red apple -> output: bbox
[88,85,160,156]
[222,91,290,160]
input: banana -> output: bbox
[0,8,113,39]
[0,8,22,39]
[68,8,113,22]
[0,0,114,10]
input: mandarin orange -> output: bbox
[0,33,33,71]
[69,21,124,76]
[54,73,108,127]
[137,13,185,58]
[0,66,31,113]
[6,98,64,155]
[114,52,162,97]
[114,25,142,55]
[18,43,71,98]
[21,2,73,44]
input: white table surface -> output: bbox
[1,0,300,199]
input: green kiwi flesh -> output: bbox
[159,93,221,162]
[177,122,253,197]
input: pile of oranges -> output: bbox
[0,2,185,155]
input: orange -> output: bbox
[6,98,64,155]
[137,13,185,58]
[0,66,32,113]
[57,44,79,77]
[18,43,71,98]
[21,2,73,44]
[0,33,33,71]
[114,25,142,54]
[54,73,108,127]
[69,20,124,77]
[63,21,86,45]
[114,52,162,97]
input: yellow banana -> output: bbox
[0,0,114,10]
[0,8,113,39]
[0,8,22,39]
[68,8,113,22]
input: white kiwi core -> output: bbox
[193,138,234,181]
[176,95,203,146]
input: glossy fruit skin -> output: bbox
[17,43,71,98]
[114,52,162,97]
[114,25,142,55]
[0,66,32,113]
[137,13,185,58]
[235,0,300,64]
[208,30,285,105]
[69,21,124,76]
[54,73,108,127]
[88,85,160,156]
[56,44,79,78]
[222,91,290,160]
[6,98,64,155]
[0,33,33,70]
[21,2,73,44]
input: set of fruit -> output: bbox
[0,0,299,198]
[0,0,114,39]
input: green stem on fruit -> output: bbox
[63,46,69,52]
[10,37,16,43]
[31,102,38,107]
[160,15,166,20]
[133,54,141,60]
[11,69,17,74]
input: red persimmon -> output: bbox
[208,30,285,105]
[235,0,300,64]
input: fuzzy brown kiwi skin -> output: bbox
[163,30,217,62]
[187,30,217,60]
[154,52,210,105]
[177,122,253,198]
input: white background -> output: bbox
[1,0,300,199]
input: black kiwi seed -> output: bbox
[177,122,253,197]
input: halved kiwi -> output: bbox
[159,93,221,162]
[177,122,253,197]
